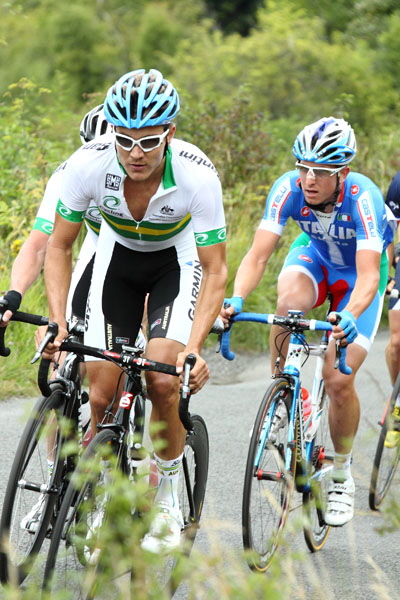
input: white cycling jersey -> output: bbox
[56,137,226,253]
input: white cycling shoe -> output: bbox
[141,501,184,554]
[325,475,355,527]
[20,495,46,534]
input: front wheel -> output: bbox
[302,388,331,552]
[42,428,125,599]
[242,378,295,571]
[369,376,400,511]
[0,385,68,585]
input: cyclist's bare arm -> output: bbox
[44,214,82,354]
[1,230,49,325]
[221,229,280,322]
[177,242,227,392]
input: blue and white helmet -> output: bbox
[103,69,180,129]
[292,117,357,165]
[79,104,111,143]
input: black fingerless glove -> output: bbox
[0,290,22,315]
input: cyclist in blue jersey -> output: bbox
[383,171,400,447]
[222,117,394,527]
[43,69,227,552]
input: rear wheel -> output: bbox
[303,388,332,552]
[0,385,69,585]
[242,378,295,571]
[369,376,400,510]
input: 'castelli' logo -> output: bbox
[351,185,359,195]
[301,206,310,216]
[299,254,313,263]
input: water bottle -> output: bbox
[302,388,312,425]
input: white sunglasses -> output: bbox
[295,161,344,179]
[115,128,169,152]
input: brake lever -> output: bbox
[31,322,59,364]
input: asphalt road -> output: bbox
[0,329,399,599]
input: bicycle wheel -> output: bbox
[242,378,295,571]
[369,376,400,510]
[303,388,332,552]
[154,414,209,593]
[42,428,127,599]
[0,383,71,585]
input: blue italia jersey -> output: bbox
[259,170,394,268]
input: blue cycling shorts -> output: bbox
[279,243,388,351]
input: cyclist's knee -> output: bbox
[146,371,179,408]
[276,272,315,314]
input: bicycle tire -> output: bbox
[42,427,126,599]
[369,375,400,510]
[242,378,295,571]
[302,387,331,552]
[0,383,69,585]
[154,414,209,595]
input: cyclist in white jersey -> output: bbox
[221,117,394,528]
[43,69,228,552]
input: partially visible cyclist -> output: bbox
[383,170,400,447]
[0,105,145,534]
[0,104,111,326]
[43,69,227,553]
[221,117,395,528]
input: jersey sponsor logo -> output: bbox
[54,161,67,174]
[105,173,122,191]
[116,336,130,344]
[85,206,102,222]
[301,206,310,216]
[351,185,359,195]
[195,227,226,246]
[269,183,290,220]
[299,254,313,263]
[103,195,121,209]
[160,205,174,215]
[188,260,202,320]
[150,318,162,331]
[360,196,377,238]
[179,150,219,175]
[84,141,112,151]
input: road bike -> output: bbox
[0,308,89,585]
[28,321,209,598]
[369,287,400,510]
[220,309,351,571]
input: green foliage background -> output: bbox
[0,0,399,396]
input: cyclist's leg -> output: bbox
[322,261,385,525]
[271,245,326,371]
[86,360,125,434]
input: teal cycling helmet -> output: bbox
[292,117,357,165]
[79,104,111,143]
[104,69,180,129]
